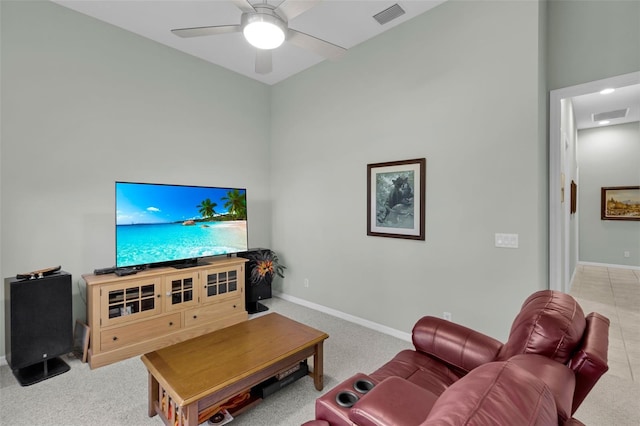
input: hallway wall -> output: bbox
[578,122,640,267]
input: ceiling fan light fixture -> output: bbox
[243,13,286,50]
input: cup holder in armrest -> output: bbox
[353,379,375,394]
[335,391,359,408]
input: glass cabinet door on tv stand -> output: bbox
[100,278,162,327]
[201,265,242,305]
[163,271,200,312]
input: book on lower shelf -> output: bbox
[202,409,233,426]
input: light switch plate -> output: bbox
[495,233,519,248]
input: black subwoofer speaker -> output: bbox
[238,249,272,314]
[4,271,73,385]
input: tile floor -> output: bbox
[570,265,640,382]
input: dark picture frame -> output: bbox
[367,158,426,240]
[601,186,640,221]
[73,320,90,363]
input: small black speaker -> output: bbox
[4,271,73,385]
[238,249,273,314]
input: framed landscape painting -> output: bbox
[367,158,426,240]
[601,186,640,221]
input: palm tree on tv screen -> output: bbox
[196,198,217,220]
[222,189,247,220]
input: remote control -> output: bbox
[94,266,116,275]
[114,268,137,277]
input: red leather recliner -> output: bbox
[304,290,609,426]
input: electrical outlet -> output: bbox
[443,312,452,321]
[304,278,309,288]
[624,251,630,258]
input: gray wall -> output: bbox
[578,122,640,266]
[1,0,639,359]
[547,0,640,90]
[547,0,639,289]
[270,0,547,340]
[0,1,271,357]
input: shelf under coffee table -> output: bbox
[141,312,329,426]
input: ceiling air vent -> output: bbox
[373,3,406,25]
[592,108,629,122]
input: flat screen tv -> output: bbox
[115,182,248,268]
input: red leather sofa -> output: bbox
[303,290,609,426]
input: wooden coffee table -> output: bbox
[141,312,329,426]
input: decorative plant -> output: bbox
[248,250,286,285]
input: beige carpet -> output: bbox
[1,295,638,425]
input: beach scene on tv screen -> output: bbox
[116,183,248,267]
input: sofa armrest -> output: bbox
[348,377,438,426]
[508,354,575,424]
[424,361,558,426]
[412,316,503,372]
[568,312,609,413]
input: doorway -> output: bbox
[549,71,640,293]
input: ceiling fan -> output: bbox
[171,0,347,74]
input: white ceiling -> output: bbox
[51,0,640,129]
[571,84,640,130]
[52,0,446,85]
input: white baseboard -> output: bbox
[578,261,640,271]
[0,356,6,366]
[273,291,412,343]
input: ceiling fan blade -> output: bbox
[287,29,346,60]
[171,25,241,38]
[232,0,257,14]
[255,49,273,74]
[275,0,322,20]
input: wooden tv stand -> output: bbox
[83,257,248,369]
